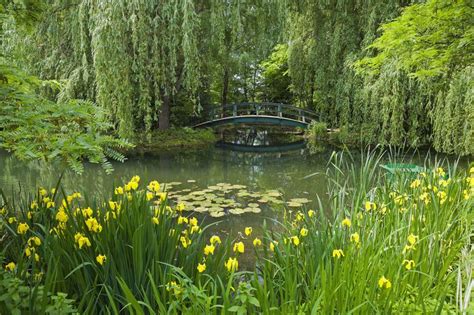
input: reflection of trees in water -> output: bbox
[220,127,302,146]
[1,145,333,211]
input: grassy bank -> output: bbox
[0,151,472,313]
[130,128,217,155]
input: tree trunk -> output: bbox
[158,94,171,130]
[221,68,229,117]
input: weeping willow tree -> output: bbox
[286,0,408,123]
[286,0,473,155]
[9,0,286,136]
[11,0,201,136]
[355,0,474,155]
[199,0,286,107]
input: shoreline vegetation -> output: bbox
[129,128,217,155]
[1,151,472,313]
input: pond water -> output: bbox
[0,134,468,267]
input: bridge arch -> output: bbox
[193,102,320,129]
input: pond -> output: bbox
[0,134,468,267]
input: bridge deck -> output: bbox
[194,103,320,129]
[193,115,310,129]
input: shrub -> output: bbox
[0,261,77,314]
[306,121,328,140]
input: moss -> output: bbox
[130,128,217,155]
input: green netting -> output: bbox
[379,163,425,174]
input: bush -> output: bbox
[306,121,328,140]
[133,127,217,154]
[0,262,77,314]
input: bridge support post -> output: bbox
[278,104,282,117]
[233,104,237,117]
[298,109,306,123]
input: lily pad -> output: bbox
[249,207,261,213]
[237,191,250,197]
[290,198,311,204]
[267,191,282,197]
[194,207,208,213]
[209,206,224,212]
[190,191,206,196]
[287,201,303,208]
[209,211,225,218]
[192,196,206,201]
[229,208,245,215]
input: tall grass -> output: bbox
[0,150,472,314]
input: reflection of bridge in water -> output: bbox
[194,102,321,129]
[216,140,306,153]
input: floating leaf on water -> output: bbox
[181,189,191,192]
[232,185,247,189]
[192,196,206,201]
[209,211,225,218]
[267,191,282,197]
[243,207,254,213]
[237,192,250,197]
[287,202,303,207]
[229,208,245,215]
[177,195,192,201]
[190,191,205,196]
[207,185,220,190]
[258,198,269,203]
[271,200,285,205]
[250,207,261,213]
[290,198,311,204]
[209,206,224,212]
[187,179,196,183]
[194,207,208,213]
[248,203,259,208]
[168,182,182,186]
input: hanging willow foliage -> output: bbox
[88,0,201,136]
[9,0,202,137]
[10,0,285,136]
[286,0,473,155]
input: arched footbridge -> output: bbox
[193,102,320,129]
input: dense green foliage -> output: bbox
[1,153,472,313]
[132,128,217,154]
[286,0,473,155]
[6,0,285,136]
[355,0,473,155]
[1,0,132,173]
[1,0,473,164]
[0,260,77,314]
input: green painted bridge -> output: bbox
[193,102,320,129]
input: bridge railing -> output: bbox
[208,102,319,124]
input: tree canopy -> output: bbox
[1,0,473,157]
